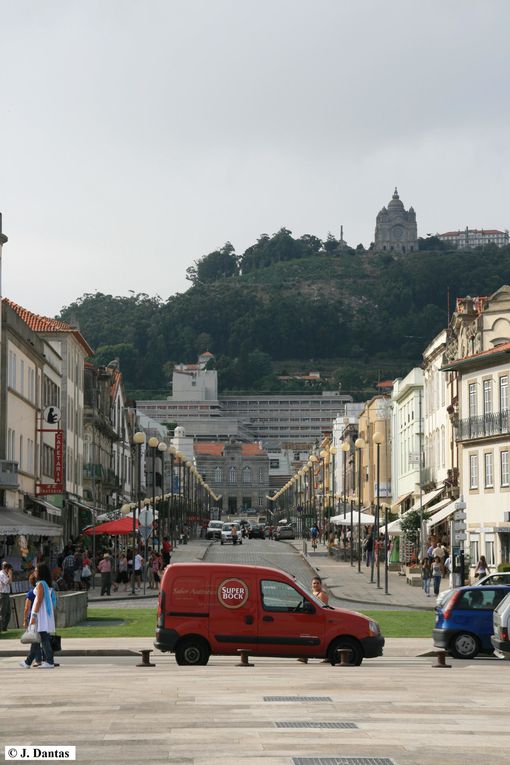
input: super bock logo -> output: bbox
[217,578,249,609]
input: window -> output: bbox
[440,426,445,469]
[483,379,492,415]
[7,429,15,461]
[228,466,237,485]
[501,451,509,487]
[260,580,310,613]
[469,383,477,418]
[470,539,479,565]
[19,436,23,470]
[20,360,25,397]
[258,467,263,483]
[214,466,222,484]
[484,452,494,488]
[500,376,508,412]
[485,540,495,567]
[469,454,478,489]
[242,466,252,485]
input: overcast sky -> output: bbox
[1,0,509,316]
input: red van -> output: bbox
[155,562,384,666]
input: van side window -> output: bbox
[260,580,307,612]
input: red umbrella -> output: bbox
[84,515,139,536]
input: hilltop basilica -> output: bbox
[374,187,418,254]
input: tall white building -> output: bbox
[423,330,456,490]
[438,228,509,249]
[391,368,424,511]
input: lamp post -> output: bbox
[148,436,159,552]
[310,454,318,528]
[341,440,350,562]
[329,446,337,522]
[355,437,365,574]
[373,431,384,590]
[157,441,167,550]
[132,431,146,595]
[168,446,176,545]
[319,449,328,536]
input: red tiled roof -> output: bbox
[194,442,266,457]
[377,379,394,388]
[442,341,510,371]
[440,229,506,237]
[3,298,94,356]
[200,351,214,357]
[241,444,266,456]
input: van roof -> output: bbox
[165,561,294,579]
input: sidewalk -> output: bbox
[87,538,212,602]
[289,540,448,610]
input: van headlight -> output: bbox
[368,620,380,636]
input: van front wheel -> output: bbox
[175,637,210,666]
[327,637,363,666]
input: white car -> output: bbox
[220,523,242,545]
[206,520,224,540]
[492,590,510,659]
[436,571,510,607]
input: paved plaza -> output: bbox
[1,538,505,764]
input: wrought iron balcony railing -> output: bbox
[457,410,510,441]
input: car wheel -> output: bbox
[175,637,210,666]
[450,632,479,659]
[327,637,363,666]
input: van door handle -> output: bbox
[263,616,274,622]
[244,615,254,625]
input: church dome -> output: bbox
[387,187,405,211]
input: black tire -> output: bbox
[327,637,363,666]
[175,637,210,666]
[450,632,479,659]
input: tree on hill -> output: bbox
[186,242,239,284]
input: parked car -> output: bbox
[155,562,384,665]
[206,520,224,540]
[248,523,265,539]
[275,525,295,540]
[491,590,510,660]
[436,570,510,607]
[433,584,510,659]
[220,523,243,545]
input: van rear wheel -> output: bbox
[175,637,210,666]
[327,637,363,666]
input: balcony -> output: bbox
[0,460,18,489]
[457,411,510,441]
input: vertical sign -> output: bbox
[54,429,64,484]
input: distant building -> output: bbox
[374,188,418,254]
[438,228,509,249]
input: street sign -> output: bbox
[453,520,466,532]
[139,508,154,526]
[43,406,61,424]
[140,525,152,541]
[454,532,467,542]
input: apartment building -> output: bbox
[438,228,509,249]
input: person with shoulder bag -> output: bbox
[19,563,56,669]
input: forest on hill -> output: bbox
[58,228,510,398]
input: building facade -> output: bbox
[374,188,418,254]
[438,228,509,249]
[391,368,424,510]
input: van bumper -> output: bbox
[361,634,385,658]
[154,628,180,652]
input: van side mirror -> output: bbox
[303,601,315,615]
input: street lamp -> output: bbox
[310,454,318,527]
[132,431,146,595]
[148,436,159,552]
[329,446,337,522]
[320,449,328,535]
[355,437,365,574]
[157,441,167,549]
[373,431,384,590]
[340,440,351,565]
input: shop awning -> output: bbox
[84,516,139,536]
[408,488,444,514]
[28,496,62,517]
[390,491,413,511]
[0,508,63,537]
[330,510,375,526]
[387,494,451,535]
[426,501,456,531]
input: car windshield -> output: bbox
[294,578,328,608]
[222,524,232,531]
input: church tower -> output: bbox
[374,188,417,254]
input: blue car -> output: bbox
[433,584,510,659]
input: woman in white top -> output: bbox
[23,563,56,669]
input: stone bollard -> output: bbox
[432,650,451,669]
[237,649,254,667]
[137,649,155,667]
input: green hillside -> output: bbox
[58,230,510,399]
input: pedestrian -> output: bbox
[20,562,56,669]
[231,525,238,545]
[61,548,76,591]
[432,556,442,596]
[432,540,446,575]
[152,552,162,589]
[310,524,319,550]
[162,536,172,567]
[365,531,374,568]
[475,555,490,580]
[114,552,129,592]
[298,576,329,664]
[0,561,13,631]
[134,550,143,589]
[421,558,431,597]
[20,573,42,667]
[98,553,112,596]
[72,548,83,591]
[81,552,93,591]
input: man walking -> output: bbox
[0,561,13,631]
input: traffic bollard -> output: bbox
[432,650,451,669]
[237,649,254,667]
[137,649,155,667]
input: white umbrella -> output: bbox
[330,511,375,526]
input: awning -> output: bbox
[387,494,451,535]
[84,515,139,536]
[426,501,456,531]
[331,510,375,526]
[28,496,62,518]
[391,491,413,511]
[68,498,95,512]
[0,509,63,537]
[408,488,444,514]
